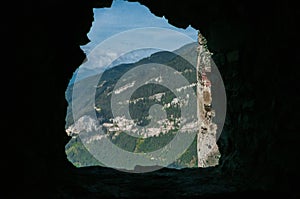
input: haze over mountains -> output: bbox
[65,43,196,169]
[65,42,224,170]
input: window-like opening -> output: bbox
[65,0,226,173]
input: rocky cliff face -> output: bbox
[64,42,223,170]
[28,0,299,198]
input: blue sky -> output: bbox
[81,0,197,54]
[71,0,198,83]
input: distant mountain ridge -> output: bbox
[65,42,213,169]
[68,48,161,85]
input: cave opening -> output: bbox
[65,0,228,173]
[28,0,299,198]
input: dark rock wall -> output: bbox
[27,0,112,194]
[27,0,299,198]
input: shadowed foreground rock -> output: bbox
[27,0,299,198]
